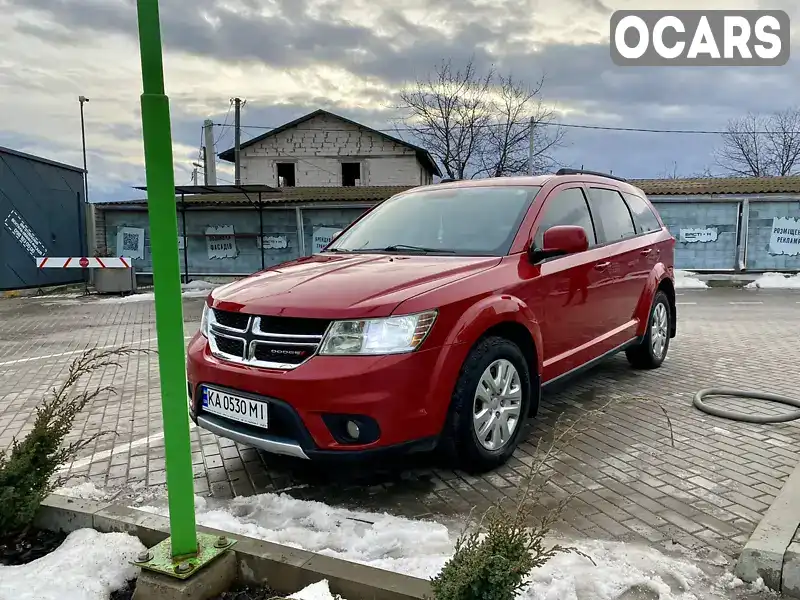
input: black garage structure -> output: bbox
[0,146,88,291]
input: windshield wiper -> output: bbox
[368,244,456,254]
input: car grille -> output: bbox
[208,308,331,370]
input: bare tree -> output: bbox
[397,59,564,179]
[715,108,800,176]
[475,74,565,178]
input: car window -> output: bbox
[587,187,637,244]
[328,185,541,256]
[533,187,596,248]
[622,192,662,233]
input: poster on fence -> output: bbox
[312,227,341,253]
[260,235,288,250]
[206,225,237,259]
[116,226,145,259]
[679,227,718,243]
[769,216,800,256]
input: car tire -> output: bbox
[440,336,532,473]
[626,290,671,370]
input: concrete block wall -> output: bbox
[653,201,740,270]
[746,200,800,271]
[240,113,427,187]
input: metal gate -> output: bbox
[0,146,87,291]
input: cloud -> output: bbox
[0,0,797,201]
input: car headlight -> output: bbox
[200,304,210,338]
[319,311,437,355]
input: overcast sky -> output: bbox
[1,0,797,202]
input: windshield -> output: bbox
[327,185,541,256]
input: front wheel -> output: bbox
[440,336,532,473]
[626,290,671,369]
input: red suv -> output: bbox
[186,170,676,472]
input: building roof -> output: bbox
[217,108,442,177]
[98,175,800,209]
[631,176,800,195]
[0,145,84,174]
[96,185,414,207]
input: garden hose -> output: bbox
[693,388,800,424]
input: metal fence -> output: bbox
[100,204,372,279]
[97,195,800,280]
[652,196,800,272]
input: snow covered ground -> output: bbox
[95,280,217,303]
[674,270,708,290]
[0,529,144,600]
[745,272,800,289]
[53,483,775,600]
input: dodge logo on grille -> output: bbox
[269,348,307,356]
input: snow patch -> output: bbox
[56,483,771,600]
[290,580,341,600]
[745,272,800,289]
[95,283,213,303]
[137,493,455,579]
[0,529,143,600]
[674,269,708,289]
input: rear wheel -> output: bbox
[441,336,532,473]
[626,290,671,369]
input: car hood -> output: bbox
[210,253,500,319]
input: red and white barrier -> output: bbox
[35,257,131,269]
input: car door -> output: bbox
[585,185,645,341]
[518,185,605,378]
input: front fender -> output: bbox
[444,294,543,375]
[424,294,544,431]
[634,262,672,337]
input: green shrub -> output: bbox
[0,348,142,536]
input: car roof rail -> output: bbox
[555,168,628,183]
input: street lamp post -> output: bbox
[79,96,96,273]
[79,96,89,203]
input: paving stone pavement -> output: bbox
[1,287,799,563]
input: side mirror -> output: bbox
[529,225,589,263]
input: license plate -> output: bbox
[201,387,268,429]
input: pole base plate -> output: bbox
[133,533,237,580]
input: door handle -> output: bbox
[595,262,611,270]
[640,248,653,255]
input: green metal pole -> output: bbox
[135,0,197,558]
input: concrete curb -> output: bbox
[35,494,430,600]
[734,460,800,596]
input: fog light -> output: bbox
[346,420,360,439]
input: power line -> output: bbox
[213,99,234,146]
[212,120,800,136]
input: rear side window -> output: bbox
[533,187,596,248]
[622,192,662,233]
[587,187,636,244]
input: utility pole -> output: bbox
[202,119,216,185]
[528,115,536,176]
[233,97,243,185]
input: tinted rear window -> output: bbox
[622,192,662,233]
